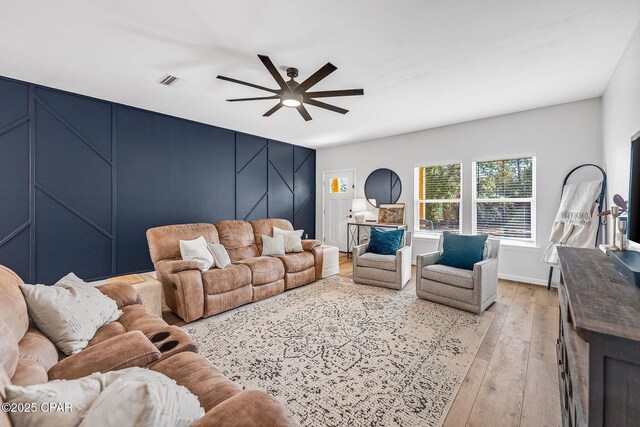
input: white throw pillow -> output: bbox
[207,243,231,269]
[19,273,122,355]
[81,368,204,427]
[5,368,204,427]
[261,234,285,256]
[5,374,103,427]
[179,236,214,271]
[273,227,304,253]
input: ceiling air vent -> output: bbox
[158,74,178,86]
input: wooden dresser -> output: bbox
[557,247,640,427]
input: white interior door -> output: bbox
[323,170,355,251]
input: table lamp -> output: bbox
[351,199,368,223]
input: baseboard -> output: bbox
[499,273,552,287]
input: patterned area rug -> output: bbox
[184,276,493,427]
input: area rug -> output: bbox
[183,276,493,427]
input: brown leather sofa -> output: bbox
[147,218,322,322]
[0,265,297,427]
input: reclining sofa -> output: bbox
[0,265,297,426]
[147,218,323,323]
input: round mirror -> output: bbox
[364,168,402,208]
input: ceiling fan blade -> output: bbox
[296,104,312,121]
[257,54,288,91]
[263,102,284,117]
[217,75,280,94]
[304,98,348,114]
[226,95,280,102]
[305,89,364,98]
[296,63,338,93]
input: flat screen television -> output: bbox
[629,130,640,243]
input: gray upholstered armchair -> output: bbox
[416,236,499,314]
[352,231,412,290]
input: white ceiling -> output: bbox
[0,1,639,148]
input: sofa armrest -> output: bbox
[473,257,499,301]
[416,251,440,269]
[96,282,139,309]
[156,259,202,275]
[48,331,161,380]
[191,390,299,427]
[301,239,321,251]
[164,270,205,322]
[352,243,368,259]
[396,245,412,285]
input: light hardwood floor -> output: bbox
[165,253,561,427]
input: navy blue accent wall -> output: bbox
[0,76,316,283]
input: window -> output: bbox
[415,163,462,234]
[472,156,536,241]
[329,177,347,194]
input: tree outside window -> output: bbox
[415,163,462,234]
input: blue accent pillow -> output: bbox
[437,232,488,270]
[367,227,405,255]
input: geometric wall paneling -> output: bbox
[0,123,30,242]
[0,226,30,282]
[34,87,112,160]
[0,78,29,129]
[236,132,267,172]
[115,106,235,274]
[35,190,112,284]
[293,147,316,238]
[268,140,294,223]
[236,133,268,221]
[0,77,31,282]
[0,75,315,282]
[34,98,113,232]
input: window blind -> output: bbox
[416,163,462,233]
[473,157,535,240]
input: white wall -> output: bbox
[316,98,603,285]
[603,23,640,228]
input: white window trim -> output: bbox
[414,161,463,237]
[471,156,537,243]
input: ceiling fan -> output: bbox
[217,54,364,121]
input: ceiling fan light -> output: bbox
[282,98,302,107]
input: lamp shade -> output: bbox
[351,198,368,213]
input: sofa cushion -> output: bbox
[437,231,487,270]
[250,219,293,254]
[235,257,285,286]
[261,235,285,256]
[367,227,405,255]
[82,368,205,427]
[215,220,259,261]
[422,264,474,289]
[7,367,204,427]
[277,252,315,273]
[180,236,214,271]
[151,352,241,412]
[207,243,232,269]
[117,304,169,336]
[274,227,304,253]
[146,223,219,265]
[202,264,252,294]
[17,327,58,373]
[357,252,397,271]
[19,273,122,355]
[10,359,48,387]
